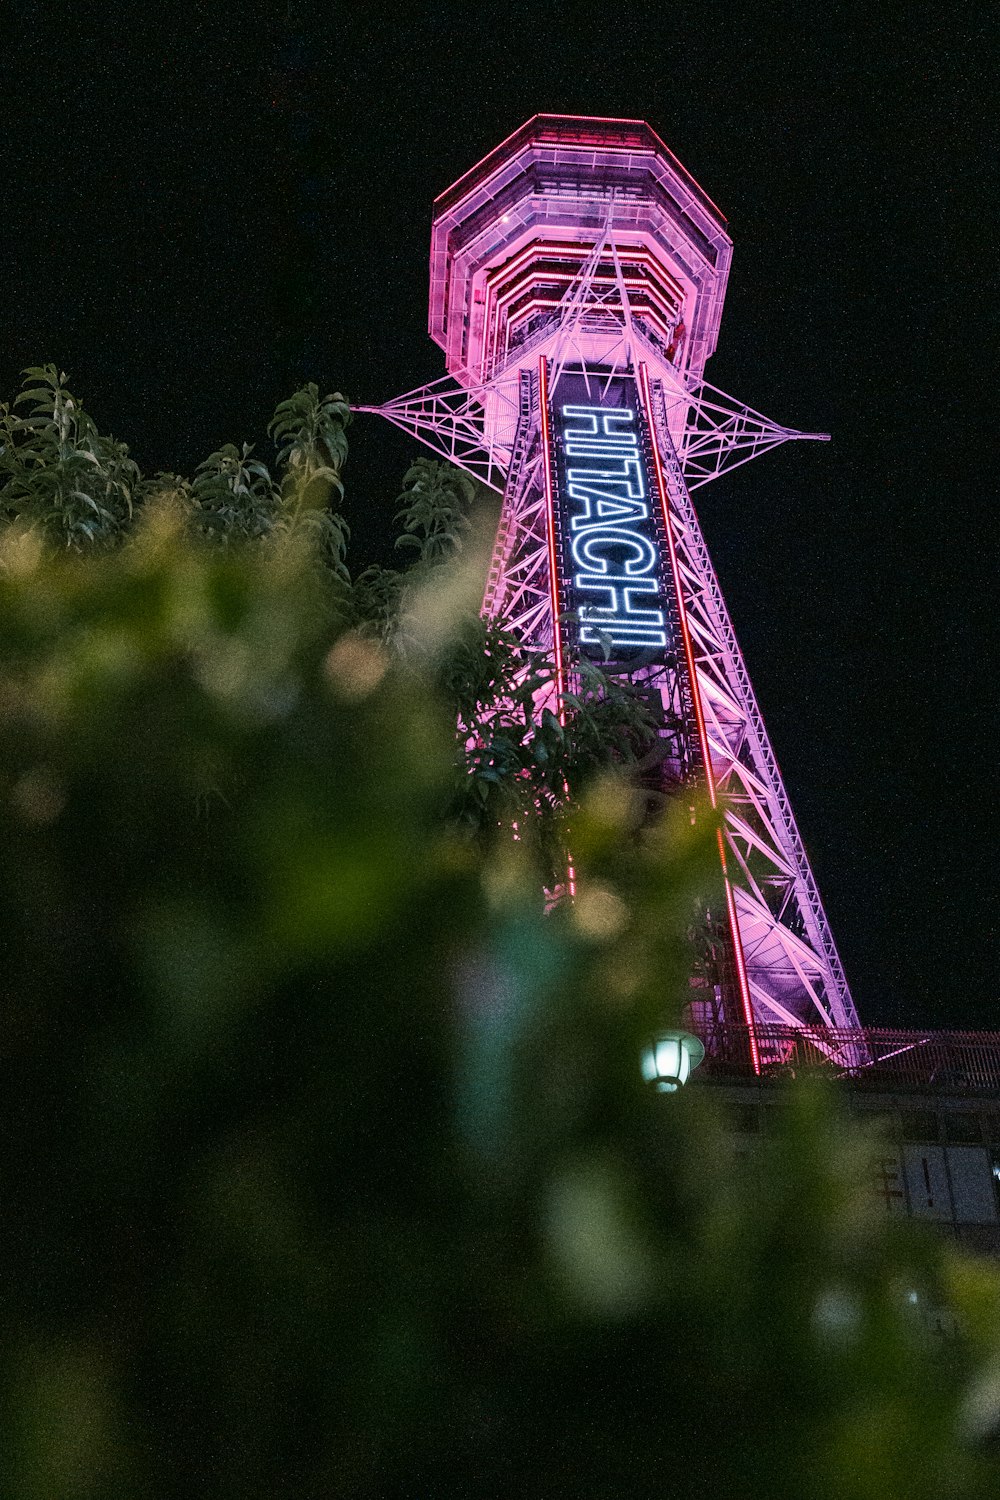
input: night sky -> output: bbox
[4,2,994,1030]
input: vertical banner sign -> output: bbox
[548,370,674,663]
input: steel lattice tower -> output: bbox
[359,115,860,1050]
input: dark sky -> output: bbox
[3,1,995,1030]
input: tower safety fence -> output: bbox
[700,1024,1000,1093]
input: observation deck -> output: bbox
[429,114,733,387]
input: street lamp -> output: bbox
[641,1030,705,1093]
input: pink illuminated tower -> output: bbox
[359,115,861,1053]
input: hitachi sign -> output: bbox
[550,372,671,657]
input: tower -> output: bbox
[359,115,861,1054]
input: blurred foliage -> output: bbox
[1,371,1000,1497]
[0,367,661,877]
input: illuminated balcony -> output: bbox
[429,114,733,387]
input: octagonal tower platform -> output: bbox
[429,114,733,390]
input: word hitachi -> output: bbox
[559,403,668,650]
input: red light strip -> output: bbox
[638,364,715,809]
[717,829,758,1069]
[538,355,576,898]
[538,355,566,722]
[637,362,759,1071]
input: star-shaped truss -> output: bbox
[355,210,828,493]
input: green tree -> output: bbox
[0,512,998,1498]
[269,382,352,585]
[0,365,138,548]
[3,370,1000,1499]
[394,455,476,564]
[438,612,660,876]
[189,441,281,543]
[0,368,353,572]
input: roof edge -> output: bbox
[433,114,728,227]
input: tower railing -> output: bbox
[699,1024,1000,1092]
